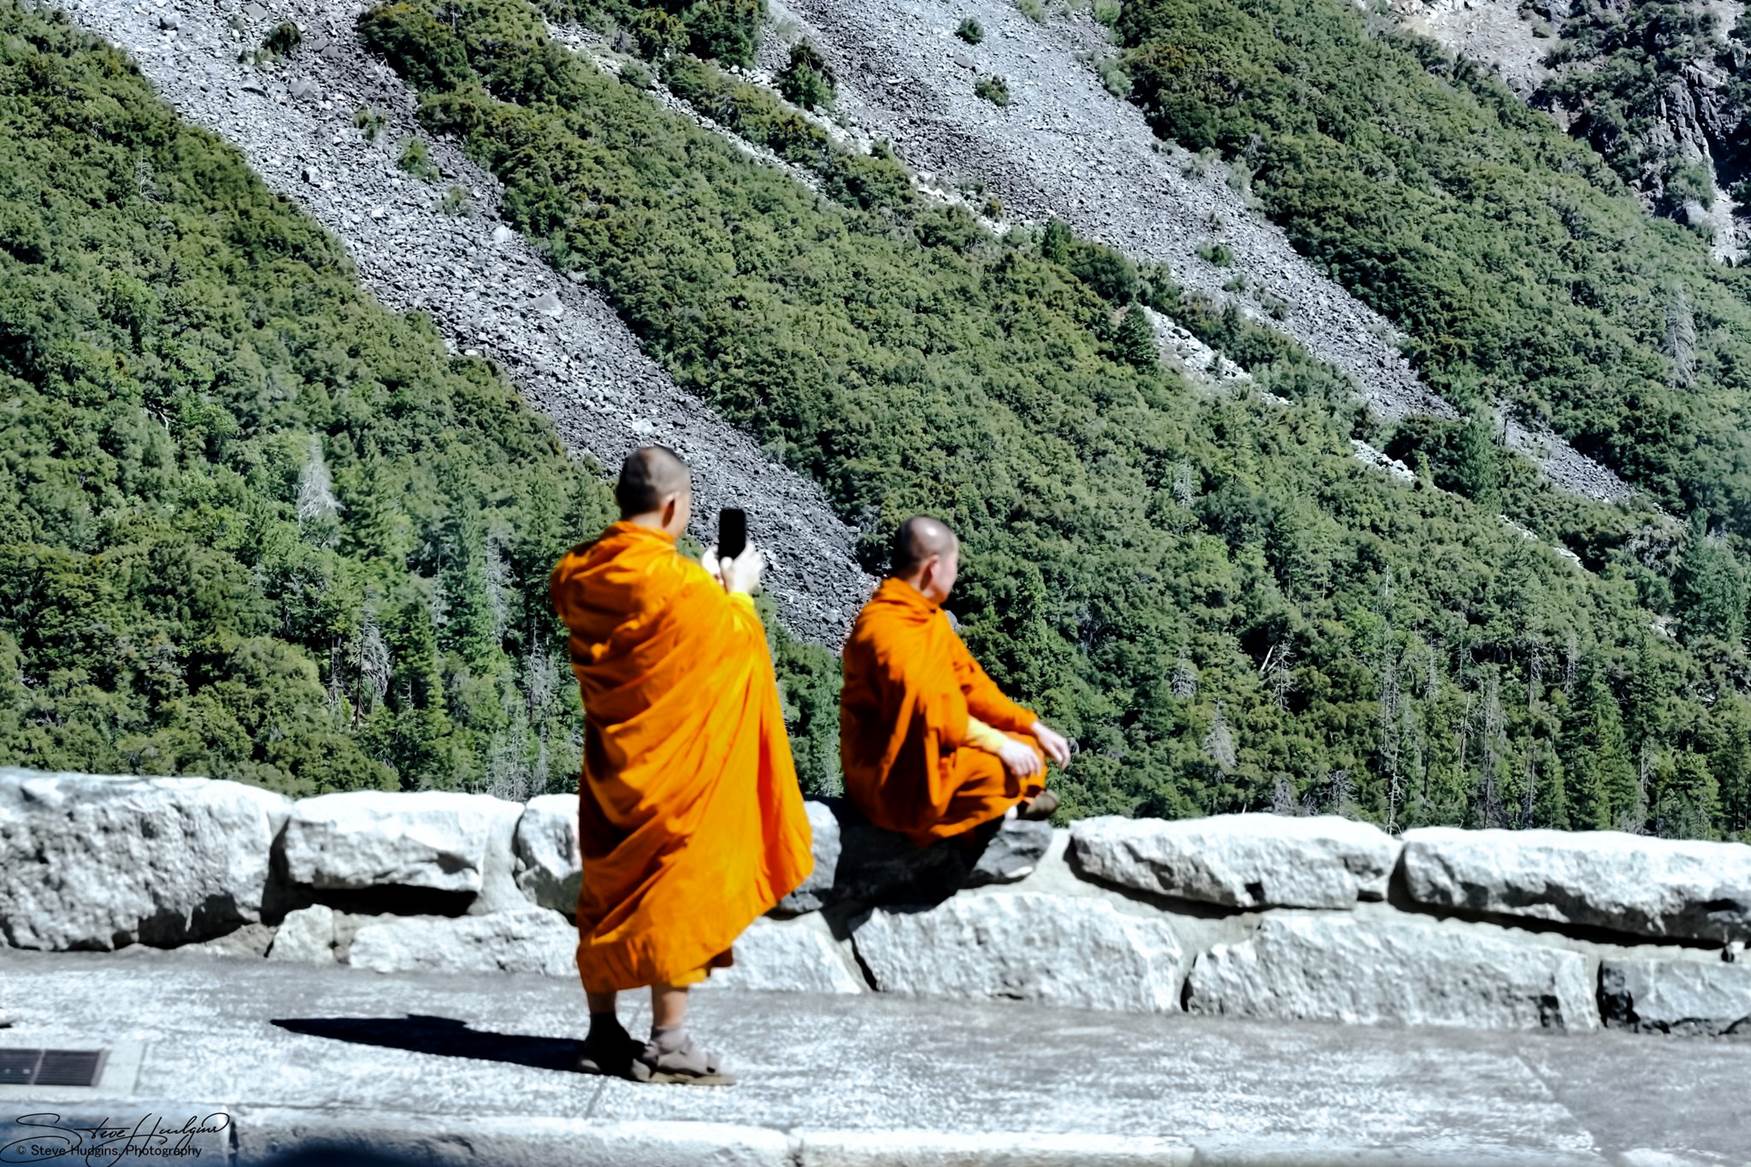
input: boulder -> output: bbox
[1184,915,1598,1032]
[1600,958,1751,1036]
[851,892,1183,1012]
[1069,813,1399,909]
[513,794,581,913]
[775,799,842,913]
[347,908,576,977]
[1401,828,1751,943]
[268,905,338,965]
[281,790,522,898]
[777,800,1053,914]
[709,916,865,994]
[0,769,290,950]
[966,819,1054,886]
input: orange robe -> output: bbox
[550,521,812,994]
[839,576,1046,845]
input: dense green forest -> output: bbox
[355,0,1751,838]
[0,4,840,798]
[1115,0,1751,542]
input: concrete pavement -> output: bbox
[1,948,1745,1165]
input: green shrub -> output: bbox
[398,136,440,179]
[974,73,1010,106]
[263,20,301,57]
[1197,241,1234,266]
[776,39,834,110]
[955,16,984,44]
[353,105,386,141]
[631,8,686,60]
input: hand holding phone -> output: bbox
[717,507,747,562]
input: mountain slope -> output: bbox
[350,0,1751,837]
[0,2,842,797]
[60,0,873,648]
[762,0,1634,507]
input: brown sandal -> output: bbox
[576,1027,643,1079]
[632,1035,737,1086]
[1016,789,1059,820]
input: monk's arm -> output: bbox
[952,639,1037,734]
[962,716,1012,754]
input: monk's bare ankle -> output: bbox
[587,1011,626,1041]
[649,1024,688,1054]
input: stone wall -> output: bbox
[5,768,1750,1037]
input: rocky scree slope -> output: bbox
[758,0,1634,505]
[58,0,873,646]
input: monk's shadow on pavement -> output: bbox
[272,1014,581,1073]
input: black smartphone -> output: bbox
[717,507,747,562]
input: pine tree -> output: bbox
[1673,513,1748,644]
[1710,700,1751,837]
[1452,407,1502,509]
[1114,306,1159,369]
[1560,665,1637,830]
[1655,752,1721,840]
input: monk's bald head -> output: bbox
[616,445,691,519]
[891,516,960,580]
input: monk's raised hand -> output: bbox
[702,544,725,586]
[1031,720,1073,767]
[998,738,1043,779]
[722,541,766,596]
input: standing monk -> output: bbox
[550,446,812,1085]
[840,516,1072,846]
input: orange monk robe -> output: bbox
[839,576,1047,845]
[550,521,813,994]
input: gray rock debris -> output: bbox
[709,915,866,994]
[512,793,582,913]
[267,904,339,965]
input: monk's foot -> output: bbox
[576,1023,642,1079]
[632,1032,737,1086]
[1016,789,1059,821]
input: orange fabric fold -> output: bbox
[839,577,1045,844]
[550,521,813,994]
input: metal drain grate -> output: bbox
[0,1048,107,1088]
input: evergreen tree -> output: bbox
[1114,306,1159,369]
[1559,664,1637,830]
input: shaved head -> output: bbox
[891,515,959,578]
[616,445,690,518]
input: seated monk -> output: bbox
[549,446,812,1085]
[840,515,1072,846]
